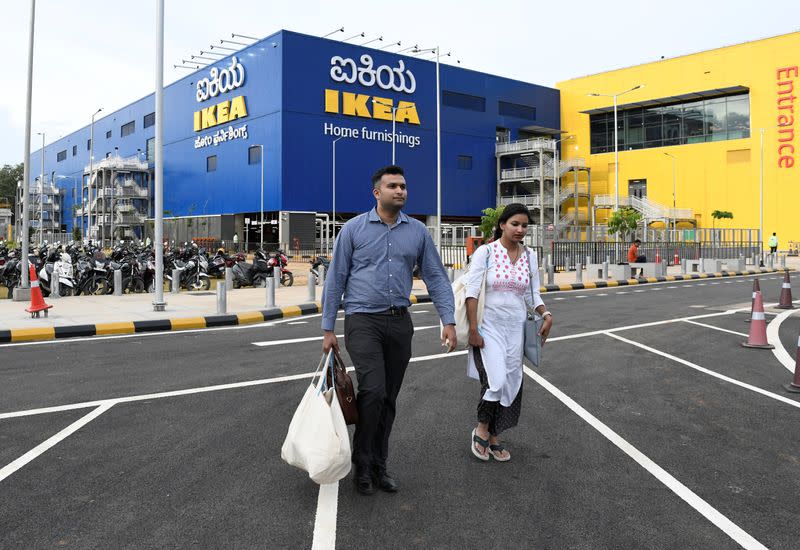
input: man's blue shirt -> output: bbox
[321,208,455,331]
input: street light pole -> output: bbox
[255,144,264,249]
[663,152,677,235]
[20,0,36,290]
[760,128,764,262]
[332,137,343,241]
[37,132,44,245]
[89,108,102,243]
[153,0,166,311]
[372,99,415,165]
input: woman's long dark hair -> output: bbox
[493,203,532,241]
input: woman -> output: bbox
[464,203,553,461]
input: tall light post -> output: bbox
[759,128,765,263]
[20,0,36,291]
[88,107,102,243]
[251,144,265,249]
[36,132,44,245]
[153,0,166,311]
[414,46,444,250]
[663,152,677,235]
[372,99,414,164]
[588,85,643,212]
[332,137,344,240]
[552,134,575,228]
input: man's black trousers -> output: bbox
[344,310,414,472]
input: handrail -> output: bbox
[495,137,556,154]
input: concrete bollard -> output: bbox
[225,267,233,290]
[114,269,123,296]
[586,256,592,270]
[699,258,705,273]
[606,255,611,265]
[575,263,583,283]
[447,267,455,283]
[307,272,316,302]
[216,281,227,314]
[171,269,181,294]
[602,261,609,279]
[50,274,60,299]
[681,259,687,274]
[547,263,555,285]
[318,265,326,286]
[781,254,787,268]
[265,275,276,308]
[769,254,775,269]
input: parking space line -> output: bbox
[765,308,797,373]
[683,319,748,337]
[312,482,339,550]
[605,332,800,410]
[522,366,768,550]
[0,402,114,484]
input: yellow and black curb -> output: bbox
[0,295,436,344]
[540,267,789,293]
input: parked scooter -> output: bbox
[39,251,76,296]
[309,256,330,281]
[231,249,271,288]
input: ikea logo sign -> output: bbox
[324,90,419,125]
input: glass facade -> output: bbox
[590,93,750,154]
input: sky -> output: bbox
[1,0,796,166]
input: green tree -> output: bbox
[711,210,733,229]
[0,163,23,215]
[607,207,643,241]
[72,226,82,242]
[480,206,504,240]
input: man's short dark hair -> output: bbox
[633,239,641,244]
[372,165,404,188]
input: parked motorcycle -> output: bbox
[231,249,271,288]
[267,249,294,287]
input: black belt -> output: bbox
[375,306,408,316]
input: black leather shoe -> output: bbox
[373,471,398,493]
[353,470,375,495]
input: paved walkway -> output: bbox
[1,258,795,332]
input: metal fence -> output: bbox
[550,241,761,271]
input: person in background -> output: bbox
[769,232,778,254]
[627,238,646,276]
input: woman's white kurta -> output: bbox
[464,242,545,406]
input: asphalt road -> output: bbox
[1,273,799,549]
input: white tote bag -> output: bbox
[452,246,489,348]
[281,352,352,485]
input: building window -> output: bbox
[589,92,750,154]
[72,145,77,156]
[146,137,155,162]
[457,155,473,170]
[143,112,155,128]
[87,138,92,151]
[498,101,537,120]
[207,155,217,172]
[57,150,67,162]
[121,121,135,137]
[248,145,261,165]
[106,130,112,139]
[442,90,486,112]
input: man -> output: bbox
[769,232,778,254]
[627,238,646,276]
[322,165,457,495]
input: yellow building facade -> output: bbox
[558,31,799,247]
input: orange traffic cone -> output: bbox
[25,265,52,318]
[742,291,773,349]
[776,270,794,309]
[785,335,800,393]
[655,250,661,264]
[745,277,760,323]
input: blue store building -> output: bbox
[28,30,560,248]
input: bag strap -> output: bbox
[314,350,336,394]
[525,246,538,317]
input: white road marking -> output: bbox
[312,482,339,550]
[710,282,720,285]
[412,310,430,314]
[252,325,438,347]
[523,366,769,550]
[696,283,707,286]
[689,305,708,308]
[287,321,308,325]
[576,296,587,299]
[683,320,748,337]
[606,332,800,410]
[667,286,677,289]
[554,297,565,300]
[633,290,646,293]
[336,318,345,321]
[766,308,798,373]
[617,292,629,295]
[0,403,114,483]
[597,293,608,296]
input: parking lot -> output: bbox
[1,273,799,549]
